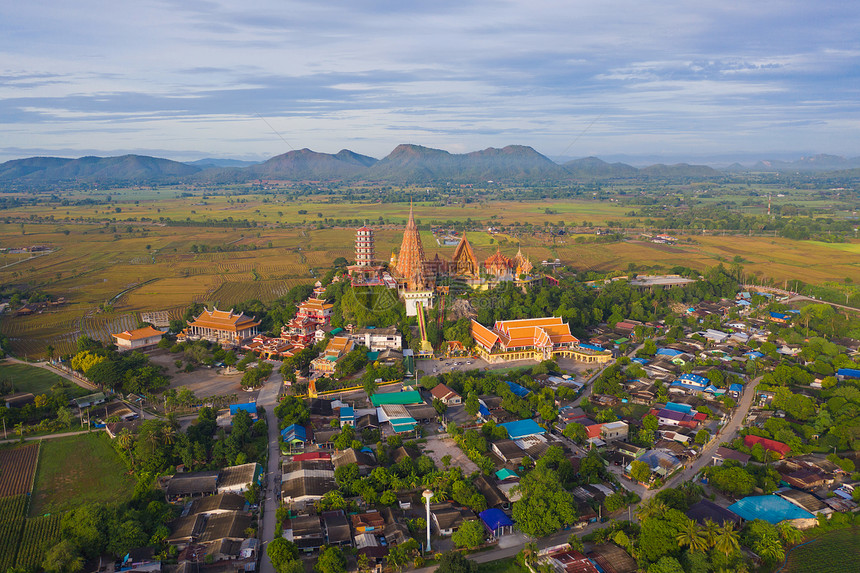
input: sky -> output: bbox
[2,1,860,164]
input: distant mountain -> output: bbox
[186,158,260,168]
[563,156,638,178]
[0,154,200,183]
[245,148,378,180]
[748,154,860,172]
[3,146,860,187]
[366,144,566,182]
[639,163,722,178]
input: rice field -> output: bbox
[2,194,860,358]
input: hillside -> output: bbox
[0,154,200,183]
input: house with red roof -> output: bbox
[430,383,462,405]
[744,434,791,459]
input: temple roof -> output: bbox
[188,308,261,332]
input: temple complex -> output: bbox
[348,203,537,315]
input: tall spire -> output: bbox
[396,199,427,289]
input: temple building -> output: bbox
[471,317,612,363]
[182,308,261,346]
[451,233,480,276]
[395,202,429,291]
[348,204,538,316]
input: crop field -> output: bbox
[15,515,62,569]
[3,192,860,358]
[0,495,28,522]
[785,529,860,572]
[29,433,135,515]
[0,444,39,498]
[0,519,24,571]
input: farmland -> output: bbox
[15,515,62,569]
[29,433,135,515]
[785,528,860,572]
[0,444,40,498]
[0,361,89,397]
[2,189,860,359]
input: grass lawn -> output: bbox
[785,528,860,572]
[0,362,88,398]
[29,433,135,516]
[477,557,523,573]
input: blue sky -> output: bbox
[2,1,859,163]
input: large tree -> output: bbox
[452,520,486,549]
[512,466,577,537]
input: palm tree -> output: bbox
[521,542,538,565]
[777,521,804,546]
[757,537,785,564]
[713,522,740,557]
[701,519,720,548]
[676,519,709,554]
[161,425,176,446]
[636,498,668,521]
[117,429,136,468]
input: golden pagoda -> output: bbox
[395,201,428,289]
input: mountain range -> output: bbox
[1,146,858,187]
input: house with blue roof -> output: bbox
[727,495,815,524]
[769,311,791,323]
[656,348,684,357]
[664,402,694,414]
[499,419,545,440]
[837,368,860,380]
[728,383,744,399]
[339,406,354,427]
[230,402,257,415]
[479,508,514,538]
[744,351,764,359]
[579,343,605,352]
[680,373,709,386]
[281,424,308,448]
[632,357,650,365]
[505,381,531,397]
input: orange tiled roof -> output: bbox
[471,320,500,350]
[189,308,261,331]
[299,299,334,311]
[112,325,164,341]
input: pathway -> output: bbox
[662,375,761,490]
[256,367,283,573]
[0,428,103,444]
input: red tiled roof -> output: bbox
[744,434,791,457]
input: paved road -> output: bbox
[257,367,283,573]
[662,375,761,490]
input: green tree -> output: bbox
[266,538,300,573]
[648,557,684,573]
[315,547,347,573]
[43,539,84,573]
[694,429,710,445]
[676,519,708,554]
[563,422,586,442]
[437,551,478,573]
[465,394,480,416]
[713,522,740,557]
[452,519,486,548]
[630,460,652,483]
[512,466,577,537]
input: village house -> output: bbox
[111,325,164,351]
[430,383,462,405]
